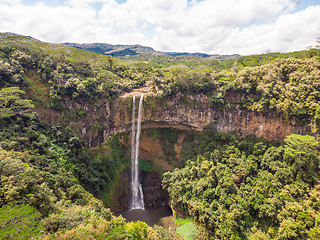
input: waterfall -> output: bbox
[130,94,145,210]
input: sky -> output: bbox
[0,0,319,55]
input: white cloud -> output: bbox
[0,0,20,4]
[0,0,319,54]
[221,5,320,54]
[147,2,320,54]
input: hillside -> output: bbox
[0,32,320,239]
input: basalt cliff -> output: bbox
[40,91,311,149]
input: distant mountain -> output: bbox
[63,42,239,59]
[0,32,239,60]
[63,42,162,57]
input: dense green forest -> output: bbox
[163,132,320,239]
[0,33,320,239]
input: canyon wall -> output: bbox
[104,93,310,144]
[39,92,312,148]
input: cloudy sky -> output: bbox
[0,0,320,55]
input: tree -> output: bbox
[306,37,320,50]
[284,134,320,184]
[284,134,319,159]
[316,37,320,49]
[0,204,43,239]
[106,55,115,70]
[0,87,34,118]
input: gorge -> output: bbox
[38,85,317,222]
[0,33,319,239]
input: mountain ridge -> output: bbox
[63,42,240,59]
[1,32,239,59]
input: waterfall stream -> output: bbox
[130,94,145,209]
[121,93,172,224]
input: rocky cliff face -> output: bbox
[141,171,170,209]
[38,92,312,148]
[105,93,310,144]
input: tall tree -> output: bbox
[284,134,319,184]
[0,87,34,118]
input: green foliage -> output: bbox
[236,57,320,119]
[0,108,126,237]
[125,221,149,239]
[0,58,25,88]
[0,35,155,111]
[163,133,320,239]
[175,217,193,226]
[148,56,320,123]
[153,225,174,240]
[0,203,43,239]
[314,106,320,129]
[0,111,166,239]
[0,87,34,118]
[40,215,174,240]
[139,160,154,172]
[283,134,319,184]
[176,222,198,240]
[0,108,124,198]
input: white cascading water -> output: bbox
[130,94,145,210]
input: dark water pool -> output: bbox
[120,207,172,226]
